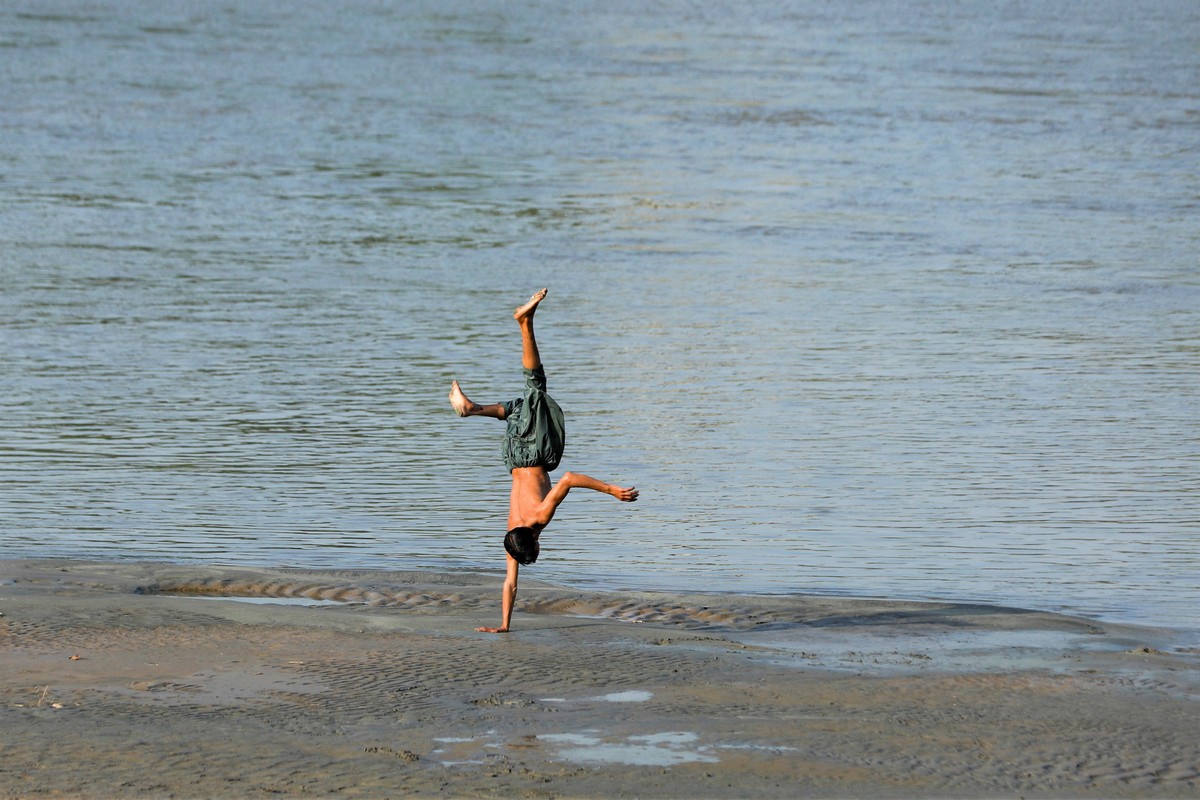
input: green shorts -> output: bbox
[501,366,566,472]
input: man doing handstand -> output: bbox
[449,289,638,633]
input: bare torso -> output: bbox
[508,466,552,530]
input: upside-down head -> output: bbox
[504,527,540,565]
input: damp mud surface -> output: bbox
[2,559,1199,798]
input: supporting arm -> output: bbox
[476,554,519,633]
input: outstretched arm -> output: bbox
[476,554,519,634]
[530,471,638,528]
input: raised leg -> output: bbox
[449,380,506,419]
[449,289,548,419]
[513,288,547,371]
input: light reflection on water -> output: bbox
[1,0,1197,633]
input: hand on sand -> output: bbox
[475,626,509,634]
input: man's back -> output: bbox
[508,466,552,531]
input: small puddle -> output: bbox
[596,690,653,703]
[166,595,347,607]
[538,731,718,767]
[733,626,1117,673]
[540,690,654,704]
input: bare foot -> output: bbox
[514,288,548,322]
[448,380,477,416]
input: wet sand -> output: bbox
[2,559,1198,798]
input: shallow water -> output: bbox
[170,595,344,608]
[538,732,719,768]
[2,1,1198,633]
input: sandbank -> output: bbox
[2,559,1198,798]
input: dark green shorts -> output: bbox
[501,366,566,472]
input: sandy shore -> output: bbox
[2,559,1198,798]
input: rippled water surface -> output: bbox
[2,0,1198,632]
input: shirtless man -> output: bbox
[449,289,639,633]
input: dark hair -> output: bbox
[504,527,539,565]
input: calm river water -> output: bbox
[2,0,1198,634]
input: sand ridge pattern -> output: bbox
[131,569,1117,635]
[2,559,1199,798]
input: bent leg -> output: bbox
[449,380,507,419]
